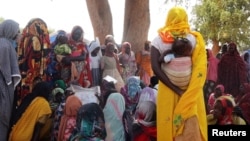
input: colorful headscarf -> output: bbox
[73,103,106,140]
[136,101,156,127]
[133,101,157,141]
[103,93,126,141]
[52,87,65,101]
[215,95,235,125]
[158,6,190,43]
[58,95,82,141]
[126,76,141,99]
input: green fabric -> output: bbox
[54,44,72,55]
[54,80,67,90]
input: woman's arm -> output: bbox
[151,46,183,96]
[61,52,86,65]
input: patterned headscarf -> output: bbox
[215,95,235,125]
[126,76,142,99]
[158,6,190,43]
[136,101,156,127]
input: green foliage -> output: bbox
[0,17,4,23]
[192,0,250,50]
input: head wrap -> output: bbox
[0,19,21,87]
[52,87,65,100]
[88,37,101,53]
[54,79,67,90]
[136,101,156,127]
[215,84,225,94]
[0,19,19,39]
[158,6,190,43]
[215,95,236,125]
[58,95,82,141]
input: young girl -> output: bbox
[159,37,193,90]
[88,38,102,86]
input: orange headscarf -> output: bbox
[58,95,82,141]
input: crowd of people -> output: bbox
[0,6,250,141]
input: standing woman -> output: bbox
[217,42,247,98]
[0,19,21,141]
[151,6,207,141]
[66,25,92,87]
[17,18,50,100]
[136,41,154,86]
[203,49,219,114]
[118,42,137,82]
[101,42,124,92]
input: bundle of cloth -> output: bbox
[161,56,192,90]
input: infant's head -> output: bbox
[172,37,192,57]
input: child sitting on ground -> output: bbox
[159,37,193,90]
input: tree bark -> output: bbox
[212,39,220,56]
[86,0,113,45]
[123,0,150,54]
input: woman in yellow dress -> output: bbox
[9,82,52,141]
[151,6,207,141]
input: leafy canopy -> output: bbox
[192,0,250,49]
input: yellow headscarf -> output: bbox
[158,6,190,43]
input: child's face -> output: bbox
[91,47,100,56]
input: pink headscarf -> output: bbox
[206,49,219,82]
[215,84,225,94]
[121,41,131,54]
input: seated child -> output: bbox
[159,37,193,90]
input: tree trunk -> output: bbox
[122,0,150,54]
[86,0,113,45]
[212,39,220,56]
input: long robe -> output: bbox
[152,6,207,141]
